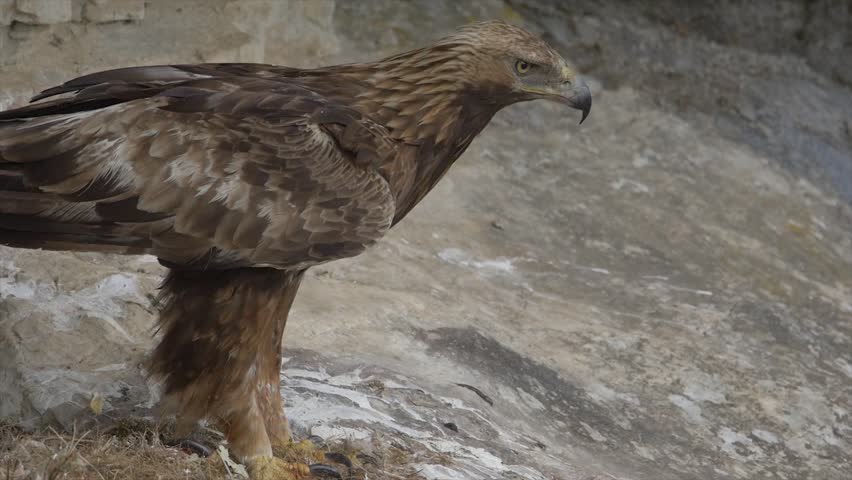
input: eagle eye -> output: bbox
[514,60,532,74]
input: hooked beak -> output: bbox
[523,76,593,124]
[561,79,592,124]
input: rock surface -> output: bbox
[1,1,851,479]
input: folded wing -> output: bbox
[0,75,396,270]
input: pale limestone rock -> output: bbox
[221,0,340,65]
[0,2,851,479]
[0,249,162,430]
[13,0,72,25]
[0,0,14,26]
[82,0,144,23]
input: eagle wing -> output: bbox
[0,74,397,270]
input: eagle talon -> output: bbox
[167,438,212,457]
[355,452,378,467]
[306,435,327,448]
[308,463,343,479]
[324,451,352,468]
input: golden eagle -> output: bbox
[0,21,590,478]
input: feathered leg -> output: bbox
[257,278,298,451]
[148,268,305,477]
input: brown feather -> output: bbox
[0,80,397,269]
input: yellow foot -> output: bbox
[247,456,311,480]
[272,439,325,464]
[270,439,352,479]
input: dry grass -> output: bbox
[0,420,230,480]
[0,420,444,480]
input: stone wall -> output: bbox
[0,0,143,25]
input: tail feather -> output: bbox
[0,106,165,254]
[0,170,160,254]
[0,229,151,255]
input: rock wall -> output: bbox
[1,1,851,479]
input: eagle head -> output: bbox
[441,21,592,124]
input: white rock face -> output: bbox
[1,1,851,479]
[0,250,162,430]
[11,0,72,25]
[0,1,14,26]
[82,0,145,23]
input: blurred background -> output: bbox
[1,1,850,479]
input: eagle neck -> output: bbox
[307,51,507,221]
[357,67,502,221]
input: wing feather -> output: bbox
[0,77,397,269]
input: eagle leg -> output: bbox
[259,362,292,451]
[148,267,304,466]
